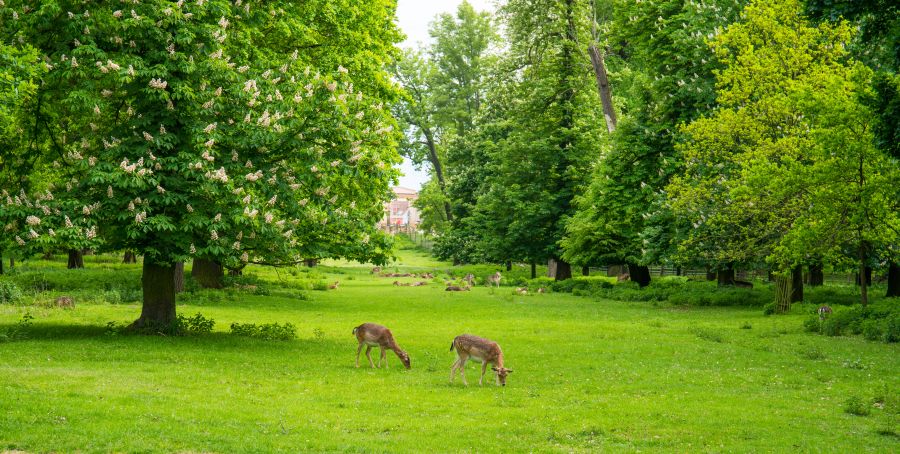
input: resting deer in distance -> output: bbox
[329,281,340,289]
[450,334,512,386]
[487,272,502,288]
[353,323,410,369]
[446,285,470,291]
[515,287,528,295]
[464,273,475,286]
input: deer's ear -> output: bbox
[506,369,513,373]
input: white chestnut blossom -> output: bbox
[149,78,168,90]
[26,215,41,226]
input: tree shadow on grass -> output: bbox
[1,321,347,352]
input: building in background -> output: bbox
[381,187,421,230]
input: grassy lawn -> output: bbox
[0,247,897,453]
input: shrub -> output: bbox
[312,281,330,291]
[807,301,899,343]
[0,313,34,342]
[177,312,216,335]
[844,396,871,416]
[230,322,297,340]
[0,281,24,304]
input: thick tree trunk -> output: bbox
[855,267,873,286]
[174,262,185,294]
[304,258,318,268]
[548,258,572,281]
[123,251,138,264]
[858,242,869,307]
[706,267,717,281]
[774,273,792,314]
[588,45,617,133]
[717,265,735,287]
[131,261,176,329]
[887,262,900,298]
[531,262,537,279]
[67,249,84,269]
[191,258,224,289]
[0,251,4,275]
[506,261,512,272]
[675,267,682,277]
[582,266,590,276]
[807,263,824,286]
[628,263,651,287]
[791,265,804,303]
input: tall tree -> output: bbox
[668,0,900,310]
[1,0,403,327]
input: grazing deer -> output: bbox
[352,323,411,369]
[487,272,502,288]
[329,281,340,290]
[515,287,528,295]
[450,334,512,386]
[818,305,833,320]
[446,285,470,291]
[537,287,546,294]
[55,296,75,308]
[371,266,381,274]
[616,273,630,282]
[464,273,475,286]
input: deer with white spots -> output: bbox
[352,323,411,369]
[487,272,502,288]
[450,334,512,386]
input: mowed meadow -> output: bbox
[0,245,898,453]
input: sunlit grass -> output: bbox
[0,246,897,452]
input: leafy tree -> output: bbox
[0,0,402,327]
[562,0,746,285]
[668,0,900,310]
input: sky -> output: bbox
[393,0,496,190]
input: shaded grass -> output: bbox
[0,246,898,452]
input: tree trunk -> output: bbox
[717,265,735,287]
[706,267,717,281]
[628,263,651,287]
[807,263,824,286]
[531,262,536,279]
[131,261,176,329]
[774,273,792,314]
[9,257,14,269]
[675,267,682,277]
[123,251,138,264]
[0,251,4,275]
[791,265,804,303]
[191,258,224,289]
[887,262,900,298]
[422,128,453,223]
[174,261,185,294]
[67,249,84,269]
[548,258,572,281]
[42,251,54,260]
[859,242,869,307]
[855,267,873,286]
[506,261,512,272]
[582,266,590,276]
[588,45,617,133]
[304,258,318,268]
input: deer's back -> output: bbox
[453,334,501,360]
[355,323,393,345]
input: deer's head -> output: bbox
[492,366,513,386]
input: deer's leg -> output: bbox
[355,342,363,368]
[479,361,488,386]
[458,357,469,386]
[365,346,375,368]
[449,358,459,383]
[380,347,387,368]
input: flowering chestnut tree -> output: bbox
[0,1,402,327]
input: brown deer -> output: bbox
[352,323,411,369]
[463,273,475,286]
[818,305,833,320]
[537,287,546,294]
[450,334,512,386]
[515,287,528,295]
[371,266,381,274]
[616,273,630,282]
[487,272,502,288]
[446,285,470,291]
[328,281,340,290]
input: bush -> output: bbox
[176,312,216,335]
[844,396,871,416]
[230,322,297,341]
[806,302,899,343]
[0,281,24,304]
[0,313,34,342]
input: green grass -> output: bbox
[0,247,898,452]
